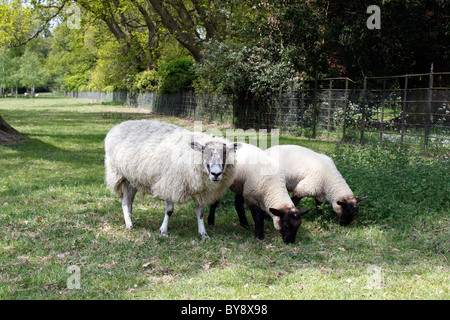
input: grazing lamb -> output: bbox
[209,143,309,244]
[265,145,367,226]
[104,120,241,239]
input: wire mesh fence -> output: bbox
[66,69,449,153]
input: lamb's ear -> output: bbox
[356,196,368,203]
[299,209,310,217]
[226,142,242,153]
[337,199,347,206]
[190,142,205,152]
[269,208,284,217]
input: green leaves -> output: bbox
[198,39,299,98]
[0,0,34,47]
[157,57,197,93]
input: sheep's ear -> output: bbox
[337,199,347,206]
[190,142,205,152]
[269,208,284,217]
[356,196,368,203]
[299,209,310,217]
[226,142,242,153]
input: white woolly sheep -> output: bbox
[265,145,367,226]
[104,120,241,239]
[209,143,309,243]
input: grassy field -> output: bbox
[0,94,448,300]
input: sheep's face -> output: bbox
[191,141,241,182]
[335,196,368,226]
[270,207,310,244]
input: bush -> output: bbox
[157,57,196,93]
[132,70,159,93]
[64,74,88,92]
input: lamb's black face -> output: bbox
[270,208,310,244]
[190,141,241,182]
[337,196,368,226]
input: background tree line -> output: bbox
[1,0,448,96]
[0,0,449,136]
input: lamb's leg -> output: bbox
[235,194,249,229]
[291,195,302,207]
[248,204,264,240]
[121,183,137,229]
[315,199,323,216]
[159,201,174,238]
[196,206,210,240]
[208,200,219,226]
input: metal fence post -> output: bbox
[424,63,434,150]
[360,76,367,144]
[400,75,408,145]
[342,78,349,141]
[327,79,332,138]
[312,78,318,138]
[379,78,386,142]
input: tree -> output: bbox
[0,0,68,47]
[19,49,45,97]
[323,0,450,78]
[0,50,22,143]
[0,48,22,97]
[45,21,96,91]
[0,114,22,144]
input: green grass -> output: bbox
[0,94,448,300]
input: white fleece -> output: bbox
[229,143,296,228]
[265,145,355,214]
[104,120,237,208]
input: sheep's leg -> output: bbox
[159,201,174,238]
[121,183,137,229]
[208,201,219,226]
[315,199,323,216]
[196,206,210,240]
[291,195,302,207]
[235,194,249,229]
[248,204,264,240]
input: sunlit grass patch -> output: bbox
[0,95,448,300]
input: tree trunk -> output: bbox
[0,114,22,144]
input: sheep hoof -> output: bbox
[199,233,210,240]
[159,230,169,238]
[125,224,134,230]
[240,222,249,230]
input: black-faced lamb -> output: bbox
[265,145,367,226]
[104,120,241,239]
[209,143,309,244]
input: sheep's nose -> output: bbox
[210,166,223,181]
[211,170,222,179]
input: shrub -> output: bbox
[132,70,159,93]
[64,74,88,92]
[157,57,196,93]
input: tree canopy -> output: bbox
[0,0,448,95]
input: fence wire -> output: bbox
[66,71,450,153]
